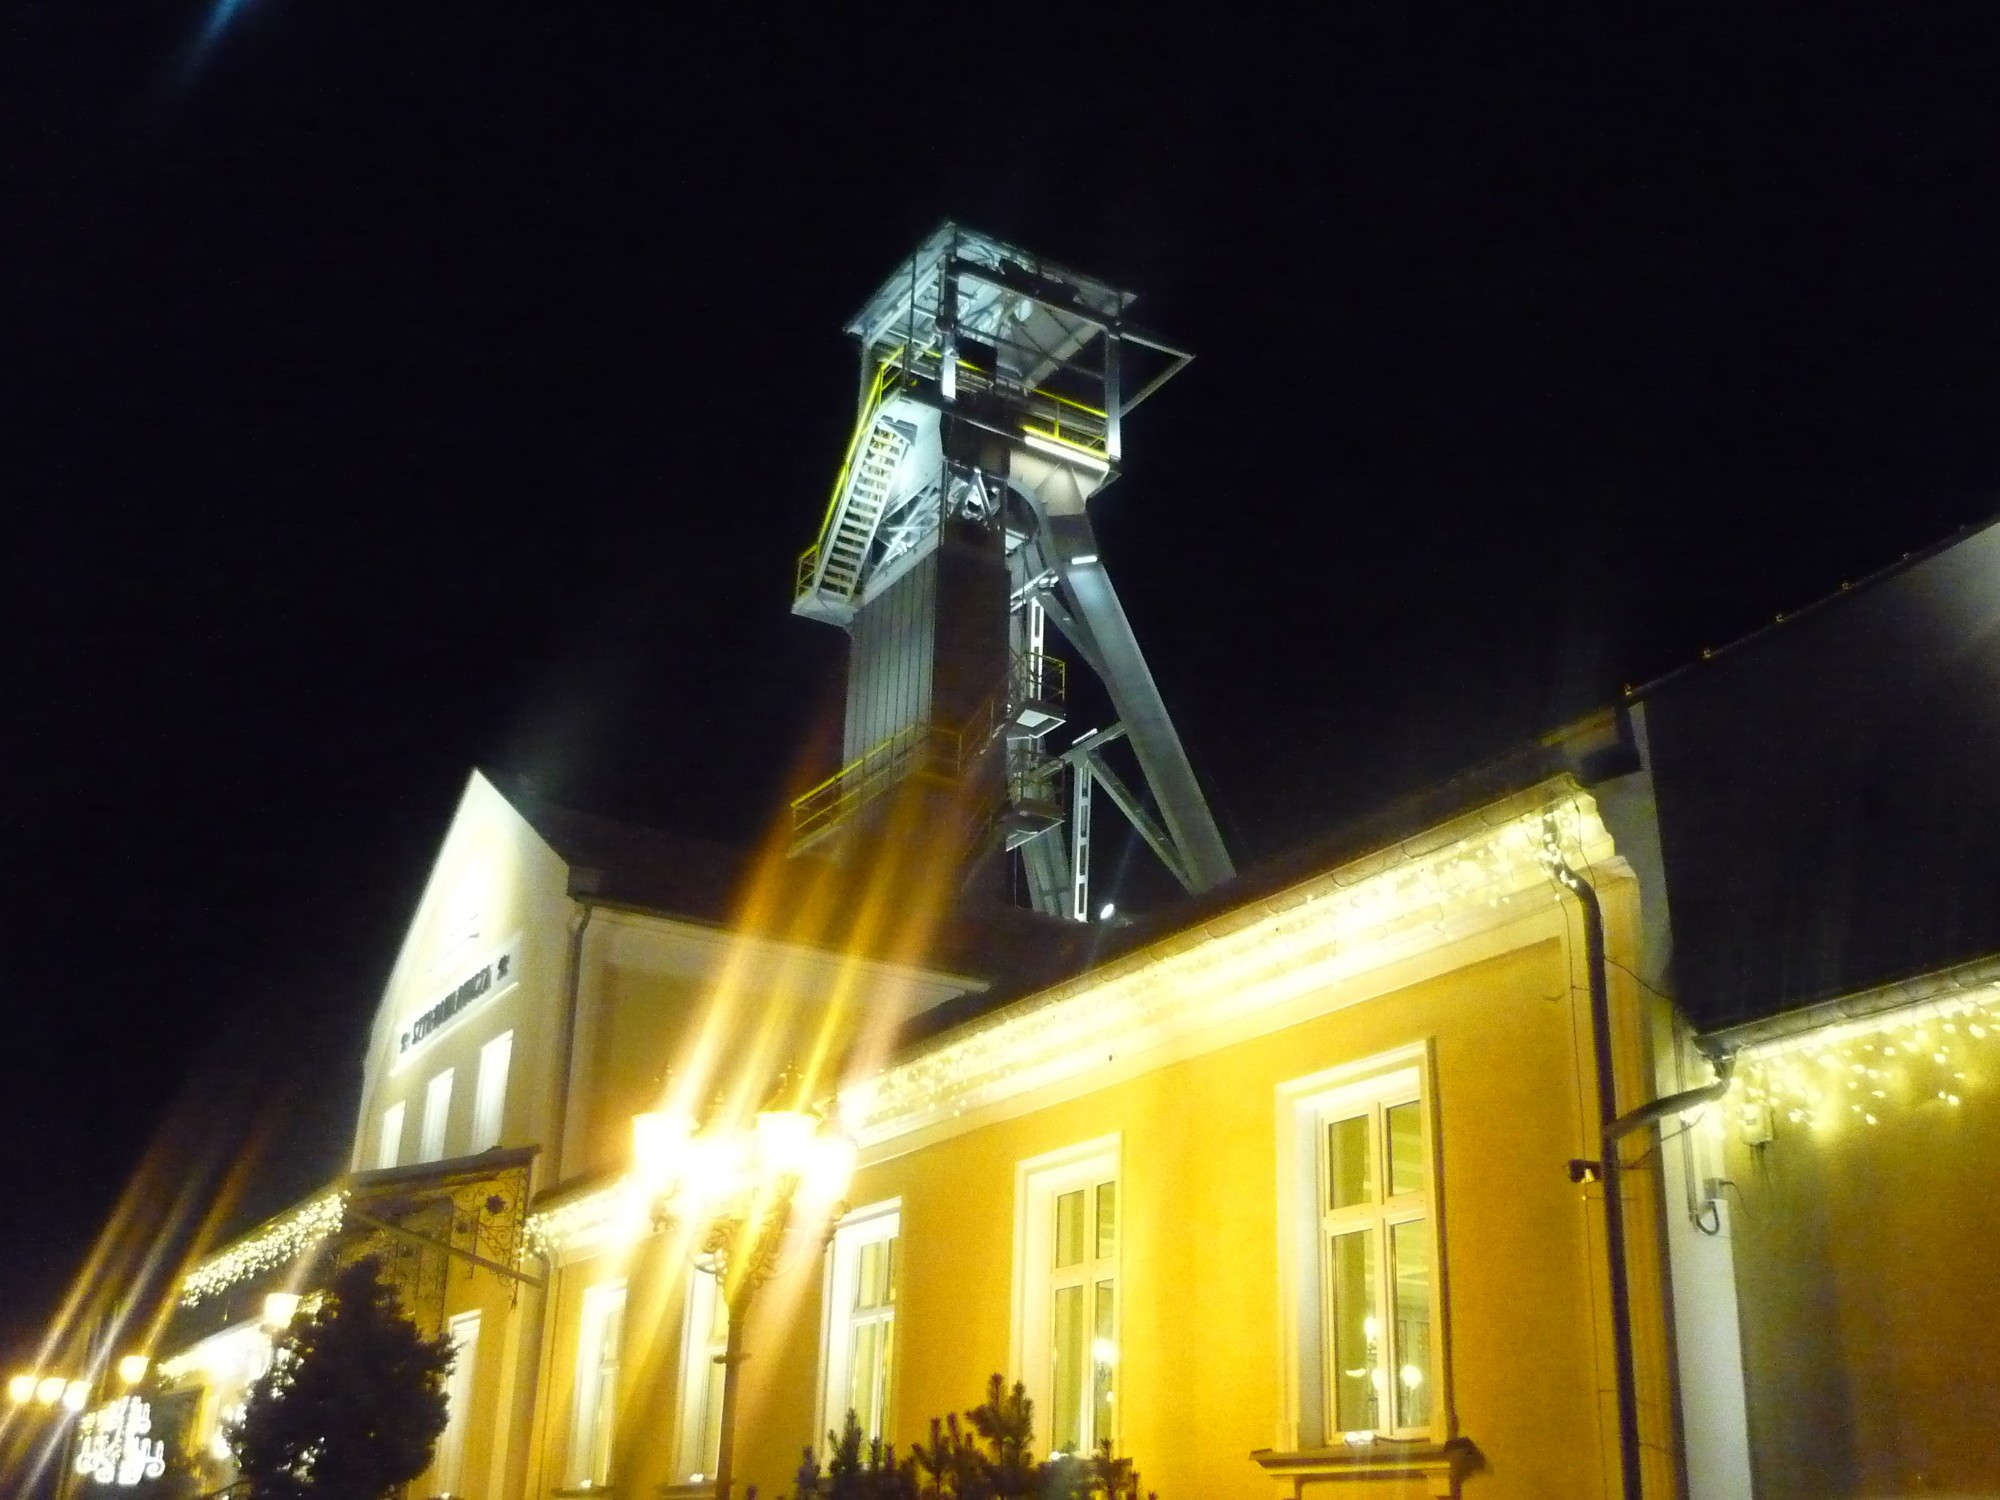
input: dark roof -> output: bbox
[489,776,1098,994]
[894,725,1627,1052]
[1636,512,2000,1027]
[1628,510,2000,702]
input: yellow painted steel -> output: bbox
[796,348,907,599]
[795,347,1111,604]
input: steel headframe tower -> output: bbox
[789,223,1232,917]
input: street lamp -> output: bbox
[631,1086,857,1500]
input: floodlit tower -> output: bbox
[790,224,1232,917]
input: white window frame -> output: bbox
[377,1101,405,1171]
[1275,1043,1446,1451]
[433,1310,480,1497]
[817,1199,900,1452]
[472,1030,513,1153]
[568,1278,626,1488]
[673,1269,729,1485]
[420,1068,454,1164]
[1011,1135,1120,1460]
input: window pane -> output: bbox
[1091,1280,1116,1446]
[700,1354,724,1473]
[1391,1220,1432,1432]
[1328,1229,1380,1434]
[878,1312,895,1437]
[1055,1189,1086,1269]
[856,1240,884,1310]
[1327,1115,1373,1210]
[849,1320,882,1433]
[1387,1101,1424,1197]
[885,1234,898,1303]
[1094,1181,1117,1259]
[1051,1284,1084,1451]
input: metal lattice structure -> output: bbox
[791,224,1233,916]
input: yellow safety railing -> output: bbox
[1016,650,1067,705]
[796,347,907,599]
[795,345,1115,605]
[789,657,1070,849]
[789,721,968,847]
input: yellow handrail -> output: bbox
[796,347,906,595]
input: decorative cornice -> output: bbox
[841,782,1612,1148]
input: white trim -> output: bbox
[434,1310,480,1497]
[1273,1043,1446,1452]
[816,1199,902,1453]
[472,1029,514,1153]
[672,1270,727,1485]
[376,1101,405,1172]
[420,1069,455,1164]
[568,1278,626,1488]
[1011,1136,1121,1457]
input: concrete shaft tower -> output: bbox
[791,224,1232,917]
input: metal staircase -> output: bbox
[818,416,909,601]
[788,225,1230,917]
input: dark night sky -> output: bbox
[7,6,1999,1369]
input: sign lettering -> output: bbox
[398,938,520,1058]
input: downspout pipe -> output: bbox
[548,875,599,1189]
[1606,1057,1735,1146]
[1546,855,1645,1500]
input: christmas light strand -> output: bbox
[524,1181,636,1260]
[179,1191,347,1306]
[1723,985,1997,1138]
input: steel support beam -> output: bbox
[1047,512,1234,892]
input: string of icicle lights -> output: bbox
[1730,990,1994,1134]
[179,1191,347,1306]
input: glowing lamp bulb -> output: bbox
[680,1131,750,1214]
[36,1375,65,1405]
[61,1380,88,1411]
[262,1292,301,1330]
[803,1131,859,1204]
[118,1355,150,1386]
[632,1109,696,1186]
[755,1109,819,1181]
[8,1374,34,1403]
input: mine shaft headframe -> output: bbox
[844,222,1193,478]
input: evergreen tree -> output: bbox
[228,1256,455,1500]
[787,1376,1152,1500]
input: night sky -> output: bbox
[8,7,1999,1371]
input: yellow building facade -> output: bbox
[158,770,1690,1500]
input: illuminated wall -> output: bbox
[352,772,576,1177]
[1720,976,2000,1499]
[524,783,1683,1500]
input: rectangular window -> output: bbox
[674,1271,728,1484]
[1280,1051,1440,1448]
[433,1310,480,1496]
[377,1101,405,1171]
[819,1202,899,1448]
[420,1069,454,1163]
[1014,1139,1119,1458]
[472,1030,513,1153]
[569,1279,626,1487]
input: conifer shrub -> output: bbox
[782,1374,1154,1500]
[227,1255,455,1500]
